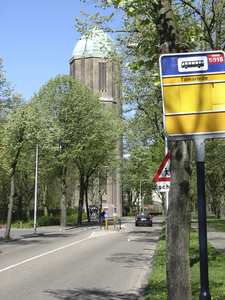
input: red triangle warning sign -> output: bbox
[153,152,171,182]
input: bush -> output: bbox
[67,207,79,216]
[66,212,87,223]
[25,220,34,228]
[66,214,78,223]
[37,216,60,226]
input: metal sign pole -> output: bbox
[194,139,211,300]
[34,144,38,234]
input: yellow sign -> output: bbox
[160,51,225,138]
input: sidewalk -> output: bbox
[0,219,114,242]
[191,220,225,255]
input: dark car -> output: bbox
[135,213,152,227]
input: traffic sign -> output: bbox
[157,181,170,192]
[153,152,171,182]
[159,51,225,140]
[104,213,109,218]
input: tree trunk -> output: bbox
[4,146,21,239]
[78,173,85,225]
[154,0,192,298]
[154,0,185,54]
[59,166,67,227]
[60,178,67,226]
[167,141,192,300]
[42,181,48,217]
[85,178,90,223]
[4,165,16,238]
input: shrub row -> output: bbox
[37,216,60,226]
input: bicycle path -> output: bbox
[191,220,225,255]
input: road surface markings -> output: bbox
[0,231,117,273]
[89,231,117,238]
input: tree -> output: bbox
[33,75,75,226]
[0,58,23,224]
[15,170,35,221]
[122,116,165,211]
[0,57,22,120]
[59,83,122,224]
[2,99,54,238]
[34,74,122,225]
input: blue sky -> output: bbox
[1,0,121,101]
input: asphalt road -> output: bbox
[0,217,164,300]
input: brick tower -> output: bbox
[69,29,122,217]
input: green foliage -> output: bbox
[66,207,80,223]
[206,217,225,233]
[66,212,87,223]
[34,74,122,214]
[193,216,225,233]
[145,226,167,299]
[55,75,122,174]
[67,207,79,216]
[189,229,225,300]
[37,216,60,226]
[0,57,23,119]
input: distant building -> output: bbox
[69,29,122,217]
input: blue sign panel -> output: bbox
[104,213,109,219]
[161,52,225,76]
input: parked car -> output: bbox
[135,213,152,227]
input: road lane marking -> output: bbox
[0,231,116,273]
[90,231,117,238]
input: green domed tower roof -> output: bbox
[72,29,116,57]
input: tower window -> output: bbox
[99,62,106,92]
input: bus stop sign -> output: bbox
[159,51,225,141]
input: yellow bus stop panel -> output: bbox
[211,82,225,107]
[164,86,180,113]
[164,84,212,113]
[164,82,225,114]
[180,84,212,112]
[166,111,225,135]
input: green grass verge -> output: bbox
[206,216,225,233]
[145,225,225,300]
[192,215,225,233]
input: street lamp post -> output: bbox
[98,171,100,222]
[140,179,147,213]
[34,144,38,234]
